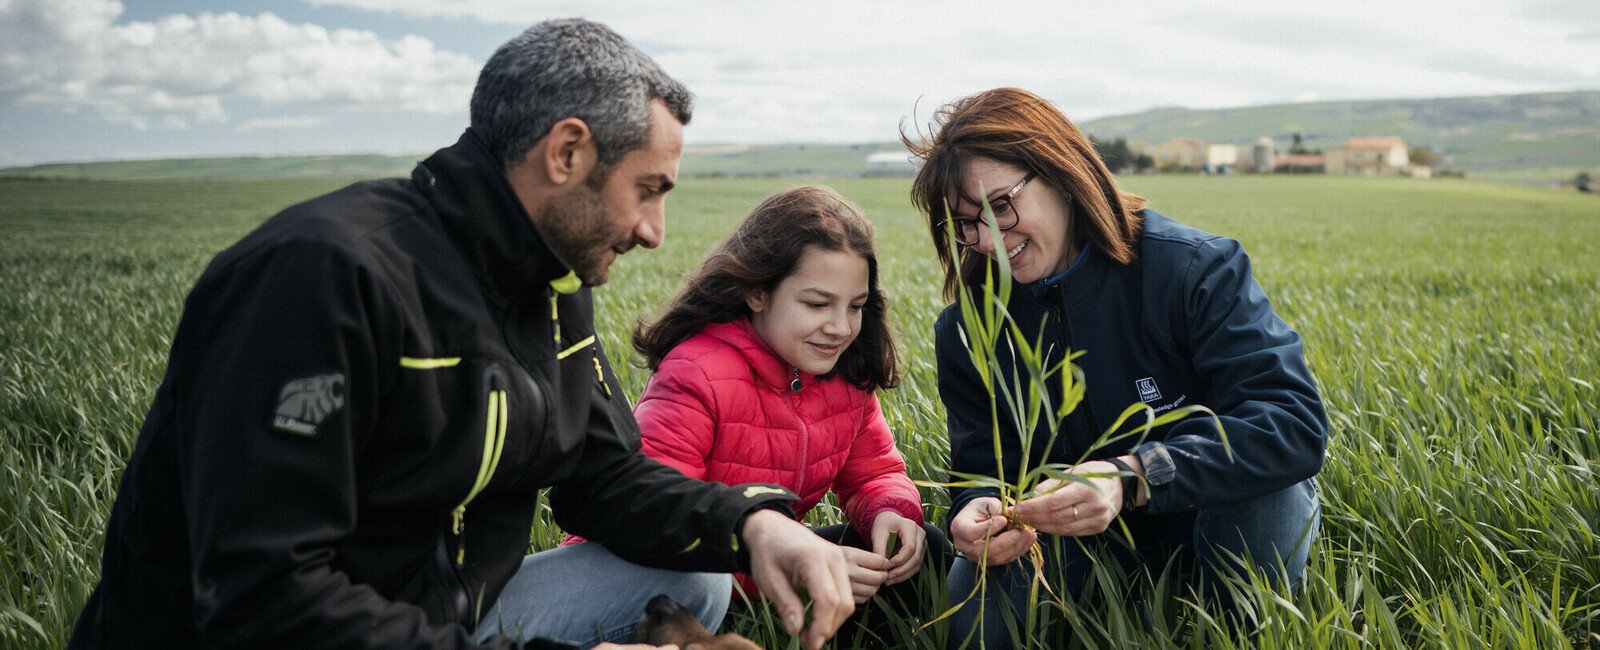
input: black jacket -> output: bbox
[70,130,796,648]
[939,210,1326,525]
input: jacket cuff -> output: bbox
[732,490,799,572]
[944,486,1002,532]
[1133,441,1176,508]
[853,499,926,539]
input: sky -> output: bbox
[2,0,1597,167]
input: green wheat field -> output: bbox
[2,174,1598,648]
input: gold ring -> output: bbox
[1071,505,1079,522]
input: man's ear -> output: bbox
[745,288,769,314]
[540,117,595,186]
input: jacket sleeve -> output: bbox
[935,308,1020,530]
[633,357,717,480]
[548,355,797,573]
[832,391,925,538]
[173,242,512,648]
[1136,238,1328,512]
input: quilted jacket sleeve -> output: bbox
[633,356,717,480]
[832,391,925,539]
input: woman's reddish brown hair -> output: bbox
[902,87,1148,301]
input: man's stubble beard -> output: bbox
[540,182,617,287]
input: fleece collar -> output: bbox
[412,128,579,302]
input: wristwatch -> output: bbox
[1105,457,1141,512]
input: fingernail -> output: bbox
[785,612,801,632]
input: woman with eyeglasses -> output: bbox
[903,87,1327,648]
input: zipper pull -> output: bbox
[593,355,612,397]
[789,368,802,392]
[451,505,467,565]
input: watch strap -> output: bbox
[1105,457,1140,512]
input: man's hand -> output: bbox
[1010,459,1129,537]
[596,645,676,649]
[869,511,926,585]
[741,508,854,650]
[949,497,1036,566]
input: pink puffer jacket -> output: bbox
[635,318,924,538]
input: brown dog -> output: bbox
[636,594,762,650]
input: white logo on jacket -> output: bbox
[273,373,347,436]
[1135,377,1162,403]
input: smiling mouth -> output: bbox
[808,342,843,355]
[1007,239,1028,259]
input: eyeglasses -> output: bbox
[940,172,1035,246]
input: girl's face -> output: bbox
[948,156,1075,283]
[747,246,870,377]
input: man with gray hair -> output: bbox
[70,18,855,650]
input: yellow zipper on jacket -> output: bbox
[451,387,508,565]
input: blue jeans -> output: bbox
[473,542,732,648]
[946,478,1319,649]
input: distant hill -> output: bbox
[1079,91,1600,182]
[0,154,419,182]
[678,143,899,177]
[3,91,1594,183]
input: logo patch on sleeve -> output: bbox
[273,373,347,436]
[742,486,789,499]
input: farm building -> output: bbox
[864,152,917,176]
[1206,144,1238,174]
[1275,153,1326,173]
[1252,137,1276,174]
[1324,136,1411,175]
[1152,137,1208,170]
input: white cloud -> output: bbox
[300,0,1600,144]
[5,0,1596,165]
[0,0,479,129]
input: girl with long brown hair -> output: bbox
[572,185,950,643]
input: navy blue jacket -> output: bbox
[937,210,1327,524]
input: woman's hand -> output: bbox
[838,546,892,604]
[870,511,926,585]
[596,644,677,649]
[1010,459,1129,537]
[949,497,1036,566]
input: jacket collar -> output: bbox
[702,318,816,392]
[412,128,578,302]
[1030,229,1117,307]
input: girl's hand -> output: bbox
[870,511,926,585]
[1010,460,1125,537]
[949,497,1036,566]
[838,546,891,604]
